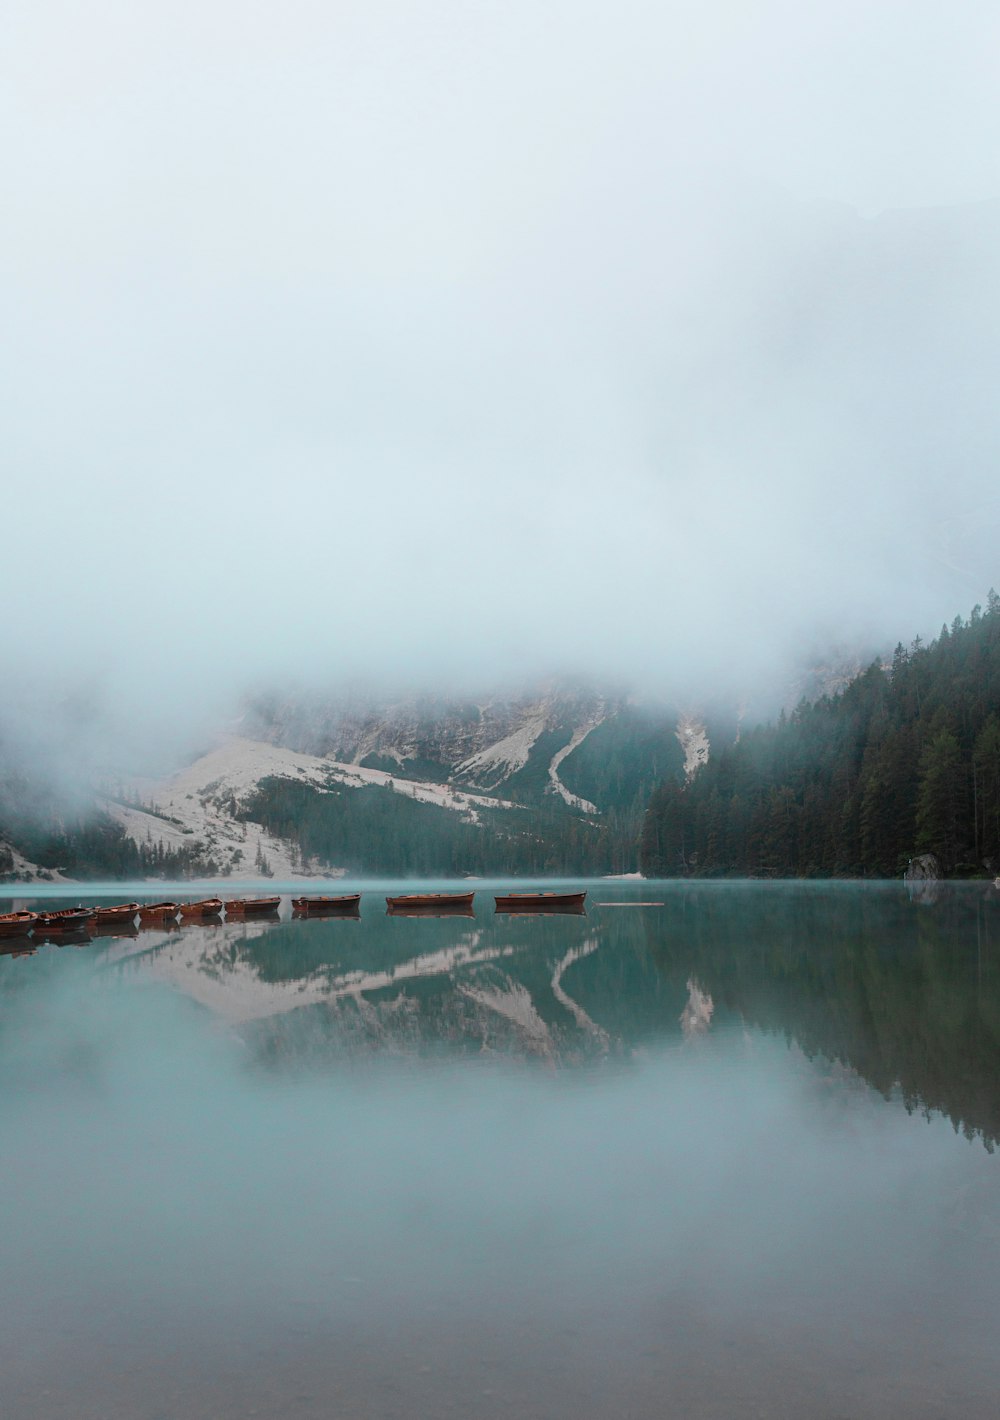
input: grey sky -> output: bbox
[3,1,1000,718]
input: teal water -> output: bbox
[2,881,1000,1418]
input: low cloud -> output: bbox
[2,1,999,739]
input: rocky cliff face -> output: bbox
[243,684,613,784]
[242,683,646,807]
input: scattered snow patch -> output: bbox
[675,713,709,780]
[0,839,72,884]
[551,938,610,1046]
[546,718,603,813]
[103,735,518,879]
[679,979,714,1038]
[454,711,549,787]
[459,976,552,1053]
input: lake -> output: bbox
[2,880,1000,1418]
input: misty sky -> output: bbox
[3,1,1000,717]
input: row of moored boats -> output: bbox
[0,890,587,946]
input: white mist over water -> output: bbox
[2,934,999,1418]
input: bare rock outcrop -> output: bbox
[904,853,940,883]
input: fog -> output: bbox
[3,1,1000,730]
[2,941,998,1417]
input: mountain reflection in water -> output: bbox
[1,881,999,1420]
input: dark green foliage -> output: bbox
[641,596,1000,878]
[495,728,575,801]
[0,761,225,881]
[916,728,966,870]
[973,715,1000,867]
[642,885,1000,1149]
[558,706,686,812]
[359,754,453,783]
[239,775,618,876]
[1,808,218,881]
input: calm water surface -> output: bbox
[2,880,1000,1419]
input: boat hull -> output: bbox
[138,902,180,925]
[224,898,281,916]
[385,892,475,911]
[292,895,361,915]
[34,908,95,932]
[0,912,36,938]
[494,892,587,913]
[92,904,139,925]
[178,899,224,918]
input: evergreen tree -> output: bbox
[640,596,1000,879]
[915,728,965,870]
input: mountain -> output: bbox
[3,681,692,881]
[0,653,895,883]
[242,682,688,810]
[99,735,522,880]
[91,685,692,878]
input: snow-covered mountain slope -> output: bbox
[95,686,674,878]
[453,705,554,787]
[246,685,610,786]
[97,918,614,1062]
[547,731,600,812]
[242,683,683,814]
[0,837,71,884]
[102,735,520,878]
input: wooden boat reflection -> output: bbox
[388,905,476,918]
[91,919,140,940]
[494,891,587,914]
[292,894,361,916]
[34,907,95,932]
[386,892,475,917]
[36,928,93,948]
[178,898,224,919]
[0,911,36,938]
[138,902,180,926]
[92,903,139,926]
[0,942,36,957]
[224,897,281,917]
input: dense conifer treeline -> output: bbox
[0,767,228,881]
[239,776,630,876]
[641,596,1000,878]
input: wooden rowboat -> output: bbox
[291,894,361,915]
[494,891,587,913]
[386,892,475,916]
[138,902,180,925]
[34,907,95,931]
[92,903,140,925]
[224,897,281,916]
[386,892,474,910]
[178,898,224,918]
[0,911,36,938]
